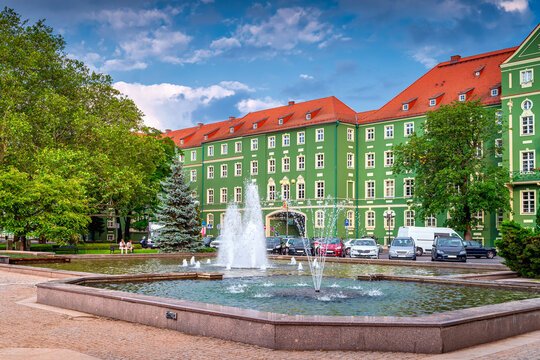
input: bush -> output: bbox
[497,221,540,278]
[197,247,217,253]
[29,242,142,252]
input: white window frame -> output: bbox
[520,69,533,87]
[473,210,484,229]
[384,179,394,198]
[347,128,355,142]
[191,151,196,161]
[268,136,276,149]
[297,131,305,145]
[347,153,354,169]
[268,180,276,201]
[365,127,375,141]
[282,134,290,147]
[522,99,533,110]
[251,138,258,151]
[405,210,415,227]
[282,157,290,172]
[220,188,227,203]
[521,115,534,136]
[429,99,436,107]
[496,210,504,229]
[207,213,214,228]
[315,210,324,228]
[404,178,414,197]
[190,170,197,182]
[346,210,355,229]
[221,164,228,178]
[521,190,536,215]
[207,166,214,179]
[281,182,290,201]
[459,94,466,102]
[235,141,242,153]
[365,152,375,169]
[208,145,214,157]
[315,153,324,169]
[521,150,535,173]
[366,211,375,229]
[384,125,394,139]
[251,160,258,175]
[346,180,355,199]
[297,155,305,171]
[221,144,228,155]
[234,187,242,203]
[384,210,395,230]
[268,159,275,174]
[207,189,214,204]
[426,214,437,227]
[402,103,409,111]
[384,151,394,167]
[495,139,503,157]
[491,88,498,97]
[296,179,305,200]
[235,162,242,176]
[315,181,325,198]
[404,122,414,137]
[365,181,375,199]
[316,128,324,142]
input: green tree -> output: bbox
[153,156,204,253]
[393,100,511,240]
[497,221,540,278]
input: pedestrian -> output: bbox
[126,240,134,253]
[119,239,126,254]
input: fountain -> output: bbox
[290,257,296,265]
[190,256,195,265]
[182,259,188,267]
[216,183,268,269]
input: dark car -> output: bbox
[431,236,467,262]
[283,238,310,255]
[266,237,284,254]
[463,241,497,259]
[313,237,345,257]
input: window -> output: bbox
[107,218,115,228]
[402,103,409,111]
[405,210,415,226]
[191,151,196,161]
[521,116,534,135]
[459,94,466,102]
[180,154,185,163]
[207,166,214,179]
[306,113,311,120]
[235,141,242,153]
[429,99,436,107]
[268,183,276,200]
[279,118,283,125]
[366,181,375,199]
[496,210,504,229]
[253,123,257,129]
[366,153,375,168]
[282,134,290,146]
[475,142,483,158]
[107,234,115,241]
[347,211,354,229]
[496,110,502,125]
[522,151,535,173]
[221,144,228,155]
[491,88,498,97]
[207,213,214,228]
[315,210,324,228]
[522,191,536,214]
[404,122,414,136]
[366,211,375,229]
[235,162,242,176]
[523,100,532,110]
[366,128,374,141]
[297,132,305,145]
[347,153,354,169]
[208,145,214,156]
[268,159,275,173]
[220,188,227,203]
[347,128,355,142]
[282,157,290,172]
[282,183,290,200]
[315,181,325,198]
[426,214,437,227]
[495,139,503,157]
[521,69,533,86]
[316,129,324,142]
[473,211,484,228]
[235,187,242,202]
[384,151,394,167]
[220,213,225,226]
[385,125,394,139]
[251,139,258,150]
[207,189,214,204]
[251,160,258,175]
[385,211,395,229]
[221,164,227,178]
[315,153,324,169]
[297,181,305,200]
[384,179,394,198]
[268,136,275,149]
[404,179,414,197]
[297,155,305,170]
[190,170,197,182]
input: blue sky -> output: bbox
[4,0,539,130]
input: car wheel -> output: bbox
[431,257,435,261]
[415,247,423,257]
[486,251,495,259]
[412,257,417,261]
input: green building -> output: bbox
[165,25,540,247]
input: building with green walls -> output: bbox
[164,25,540,247]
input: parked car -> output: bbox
[139,236,157,249]
[344,237,382,257]
[209,238,221,249]
[349,238,379,259]
[203,236,214,247]
[266,237,285,254]
[314,237,345,257]
[463,241,497,259]
[397,226,463,256]
[283,238,310,255]
[431,236,467,262]
[388,237,416,260]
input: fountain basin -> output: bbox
[36,273,540,353]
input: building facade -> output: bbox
[167,25,540,247]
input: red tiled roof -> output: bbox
[168,96,356,148]
[358,47,517,124]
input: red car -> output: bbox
[312,237,345,257]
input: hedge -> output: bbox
[497,221,540,279]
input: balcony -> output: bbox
[511,170,540,183]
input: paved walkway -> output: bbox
[0,270,538,360]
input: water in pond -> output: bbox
[89,275,538,317]
[30,257,489,277]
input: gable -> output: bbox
[502,24,540,65]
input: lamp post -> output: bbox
[384,210,395,246]
[279,179,295,238]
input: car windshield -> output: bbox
[438,238,463,247]
[392,238,413,247]
[353,239,376,246]
[290,238,307,246]
[325,238,341,245]
[266,238,281,245]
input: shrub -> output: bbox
[197,247,217,253]
[497,221,540,279]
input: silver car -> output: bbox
[388,237,416,260]
[350,238,379,259]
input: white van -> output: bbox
[396,226,463,256]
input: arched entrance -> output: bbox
[265,209,307,238]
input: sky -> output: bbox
[3,0,539,131]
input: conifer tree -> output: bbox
[154,156,204,252]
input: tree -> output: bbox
[497,221,540,278]
[393,100,511,240]
[153,156,204,252]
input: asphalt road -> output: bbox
[376,249,505,264]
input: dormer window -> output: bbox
[475,71,480,77]
[253,123,257,129]
[204,135,208,140]
[180,139,184,145]
[401,98,417,111]
[459,94,466,101]
[491,88,498,97]
[428,92,444,107]
[474,65,485,77]
[230,128,234,133]
[458,88,474,102]
[402,104,409,111]
[306,113,311,120]
[278,118,283,125]
[429,99,436,107]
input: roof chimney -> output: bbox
[288,101,295,106]
[196,122,203,129]
[229,116,235,122]
[164,129,171,133]
[450,55,461,62]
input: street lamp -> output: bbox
[383,210,395,246]
[279,179,295,238]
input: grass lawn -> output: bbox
[76,249,160,254]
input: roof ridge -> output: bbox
[438,46,518,67]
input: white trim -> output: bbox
[315,128,324,142]
[365,127,375,142]
[384,125,394,139]
[282,133,291,147]
[520,189,536,215]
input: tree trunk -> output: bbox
[14,235,20,250]
[21,235,28,251]
[464,224,473,241]
[115,209,122,242]
[39,236,46,244]
[124,213,131,240]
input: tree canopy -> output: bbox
[393,100,511,240]
[0,8,174,247]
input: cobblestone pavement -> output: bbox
[0,270,538,360]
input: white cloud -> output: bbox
[237,97,283,114]
[411,46,444,69]
[210,37,242,50]
[119,28,192,60]
[113,81,252,130]
[94,8,175,29]
[100,59,147,72]
[491,0,529,13]
[299,74,314,80]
